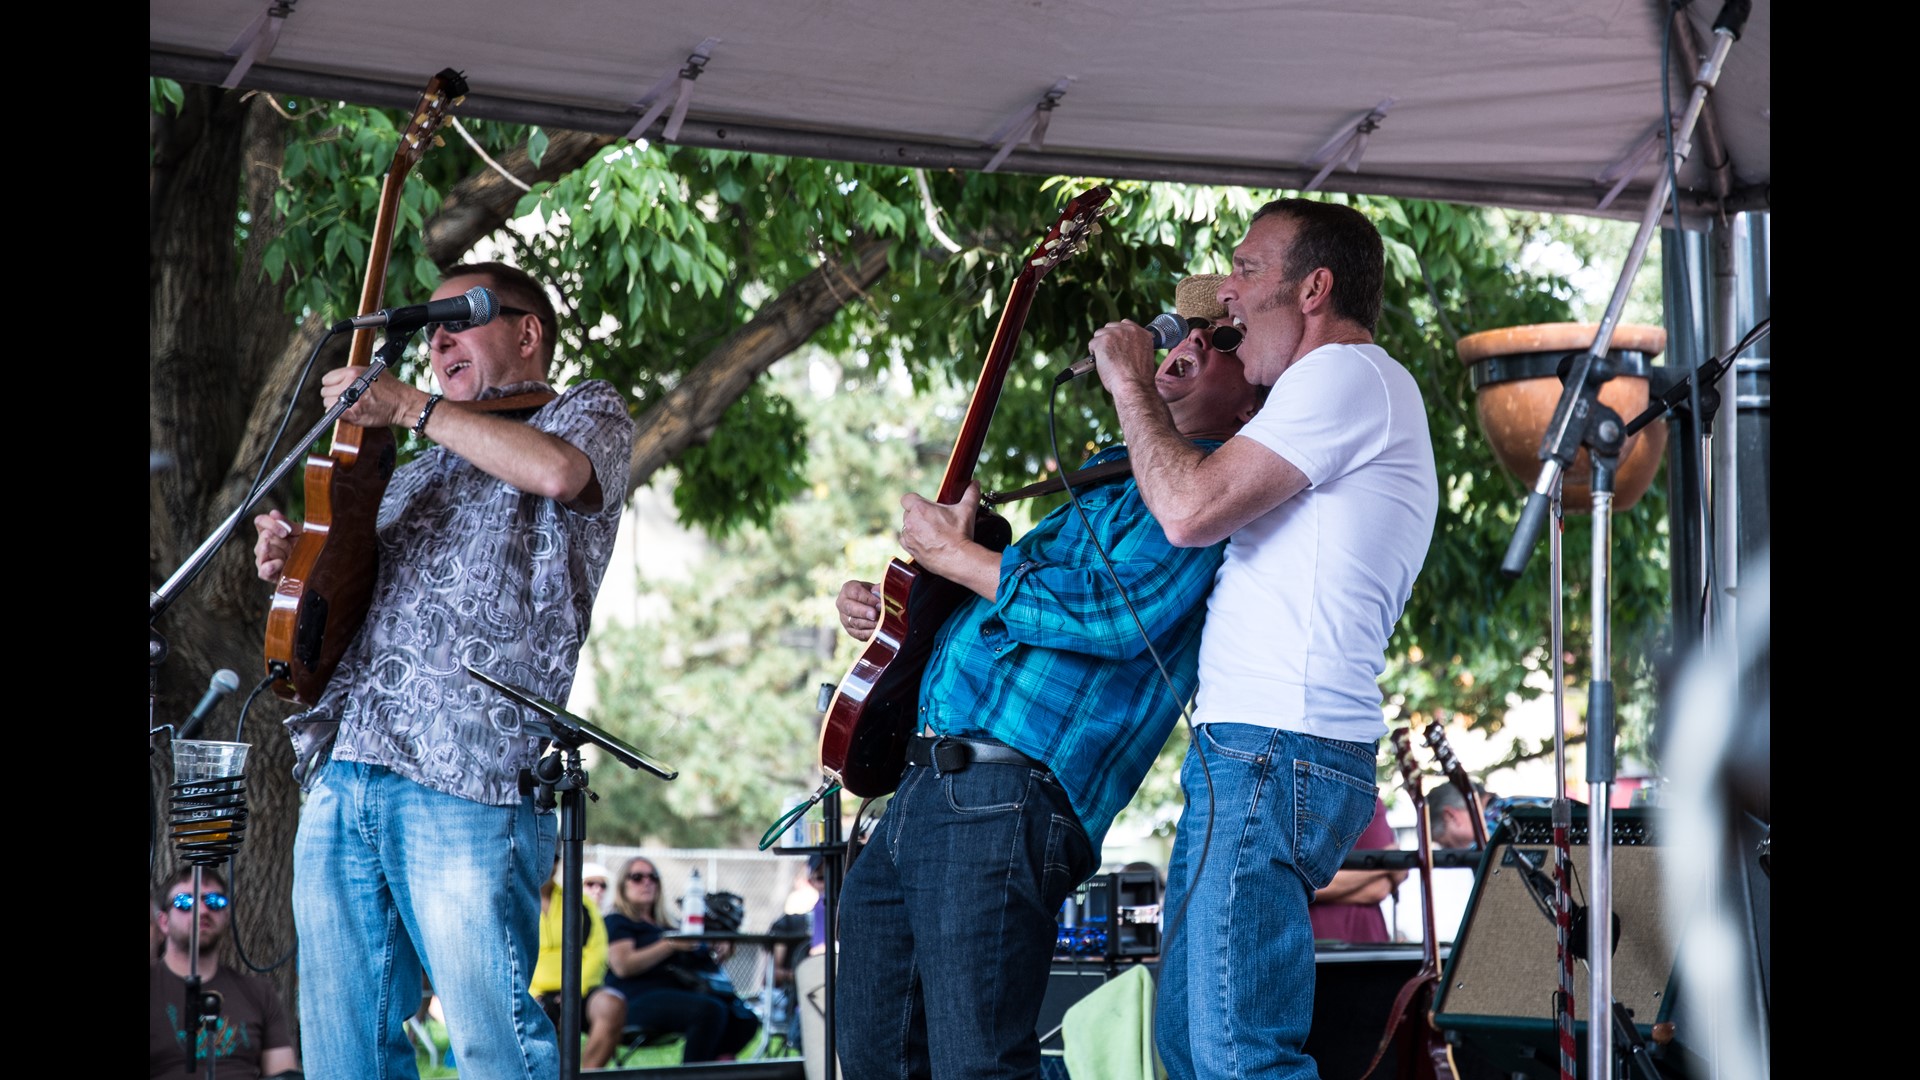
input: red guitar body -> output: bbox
[818,185,1111,798]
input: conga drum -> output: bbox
[1458,322,1669,512]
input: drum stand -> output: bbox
[1499,5,1751,1076]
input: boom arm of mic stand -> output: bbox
[150,328,404,622]
[1500,12,1744,579]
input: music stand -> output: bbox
[465,665,677,1080]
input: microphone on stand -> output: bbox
[331,285,497,335]
[1055,312,1190,384]
[178,669,241,740]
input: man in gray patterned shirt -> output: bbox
[252,261,634,1080]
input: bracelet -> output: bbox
[411,393,444,437]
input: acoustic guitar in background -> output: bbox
[816,185,1112,798]
[263,69,468,704]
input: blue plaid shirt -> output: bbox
[919,443,1226,858]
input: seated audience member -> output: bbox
[150,867,300,1079]
[1309,795,1406,944]
[533,857,628,1069]
[603,856,760,1062]
[582,861,613,912]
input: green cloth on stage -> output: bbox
[1062,963,1166,1080]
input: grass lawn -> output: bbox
[412,1017,794,1075]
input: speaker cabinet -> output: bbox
[1434,806,1696,1078]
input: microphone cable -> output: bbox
[1044,380,1216,962]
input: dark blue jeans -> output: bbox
[836,754,1096,1080]
[626,988,758,1062]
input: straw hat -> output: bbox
[1174,274,1228,321]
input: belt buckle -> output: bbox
[930,737,972,776]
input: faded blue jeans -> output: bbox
[1155,724,1381,1080]
[293,759,558,1080]
[836,754,1096,1080]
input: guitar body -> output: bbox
[261,69,466,704]
[817,185,1109,797]
[819,513,1010,797]
[265,424,396,704]
[1373,976,1459,1080]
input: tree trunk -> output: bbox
[151,87,894,1046]
[150,84,303,1022]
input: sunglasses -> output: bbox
[627,871,661,883]
[438,305,533,336]
[170,892,230,912]
[1184,316,1243,353]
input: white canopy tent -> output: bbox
[151,0,1768,222]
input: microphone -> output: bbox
[179,669,241,740]
[332,285,497,335]
[1055,312,1189,385]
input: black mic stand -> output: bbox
[471,666,676,1080]
[149,328,408,629]
[1497,6,1749,1077]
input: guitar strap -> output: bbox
[981,459,1134,507]
[451,388,559,418]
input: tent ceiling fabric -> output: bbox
[151,0,1769,221]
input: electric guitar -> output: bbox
[817,185,1112,797]
[263,69,468,704]
[1362,727,1459,1080]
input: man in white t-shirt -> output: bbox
[1090,198,1439,1080]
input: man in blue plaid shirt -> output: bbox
[831,274,1260,1080]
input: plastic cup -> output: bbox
[172,740,251,784]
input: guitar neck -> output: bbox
[1391,727,1444,974]
[936,273,1039,505]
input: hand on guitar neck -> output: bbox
[834,481,1001,640]
[899,481,1001,602]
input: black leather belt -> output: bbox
[907,734,1048,775]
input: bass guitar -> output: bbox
[264,69,468,704]
[817,185,1112,797]
[1362,727,1459,1080]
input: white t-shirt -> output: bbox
[1192,342,1438,742]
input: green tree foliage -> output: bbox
[153,78,1673,856]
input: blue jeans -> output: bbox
[293,760,558,1080]
[836,756,1096,1080]
[1154,724,1379,1080]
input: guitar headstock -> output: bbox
[394,68,470,172]
[1389,726,1424,809]
[1423,719,1465,785]
[1422,714,1489,848]
[1025,184,1113,276]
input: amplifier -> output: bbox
[1056,870,1160,961]
[1433,805,1697,1078]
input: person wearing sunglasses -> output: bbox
[151,866,301,1079]
[1089,199,1440,1080]
[249,261,636,1080]
[829,273,1261,1080]
[603,857,760,1062]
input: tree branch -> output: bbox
[626,233,897,496]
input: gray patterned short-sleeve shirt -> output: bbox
[285,379,634,806]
